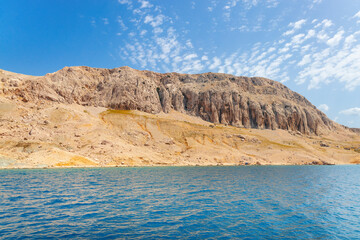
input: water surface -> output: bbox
[0,166,359,239]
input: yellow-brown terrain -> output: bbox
[0,67,359,168]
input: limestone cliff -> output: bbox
[1,67,360,168]
[5,66,335,134]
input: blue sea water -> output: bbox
[0,166,360,239]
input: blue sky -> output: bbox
[1,0,360,127]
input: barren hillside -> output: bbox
[10,66,336,134]
[0,67,359,168]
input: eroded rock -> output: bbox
[12,66,336,135]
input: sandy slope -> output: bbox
[0,95,359,169]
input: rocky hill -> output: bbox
[1,66,359,168]
[8,66,335,135]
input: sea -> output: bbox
[0,166,359,239]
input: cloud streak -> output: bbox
[340,107,360,116]
[117,1,203,73]
[114,1,360,92]
[203,16,360,91]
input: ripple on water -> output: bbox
[0,166,360,239]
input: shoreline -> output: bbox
[2,162,355,170]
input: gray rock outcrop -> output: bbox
[11,66,335,134]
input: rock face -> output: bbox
[350,128,360,135]
[7,66,335,134]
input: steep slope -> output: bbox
[6,66,335,135]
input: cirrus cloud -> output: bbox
[340,107,360,116]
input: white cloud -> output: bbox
[344,33,358,48]
[283,19,306,36]
[326,30,344,47]
[222,0,278,23]
[184,54,197,61]
[291,19,306,29]
[155,31,179,56]
[223,0,241,21]
[116,1,360,92]
[291,33,305,45]
[117,16,128,31]
[323,19,333,28]
[310,0,322,9]
[186,40,193,48]
[353,11,360,19]
[340,107,360,116]
[278,47,289,53]
[353,11,360,24]
[209,57,222,70]
[102,18,109,25]
[267,47,276,53]
[298,43,360,90]
[298,54,311,66]
[201,56,208,61]
[266,0,279,8]
[151,27,162,34]
[224,0,239,10]
[118,0,131,4]
[318,104,329,112]
[209,16,360,90]
[139,0,152,8]
[144,14,165,27]
[317,30,329,41]
[118,0,133,8]
[283,29,295,36]
[301,44,311,53]
[119,0,203,72]
[304,29,316,40]
[315,19,333,28]
[119,4,204,74]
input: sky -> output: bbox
[1,0,360,128]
